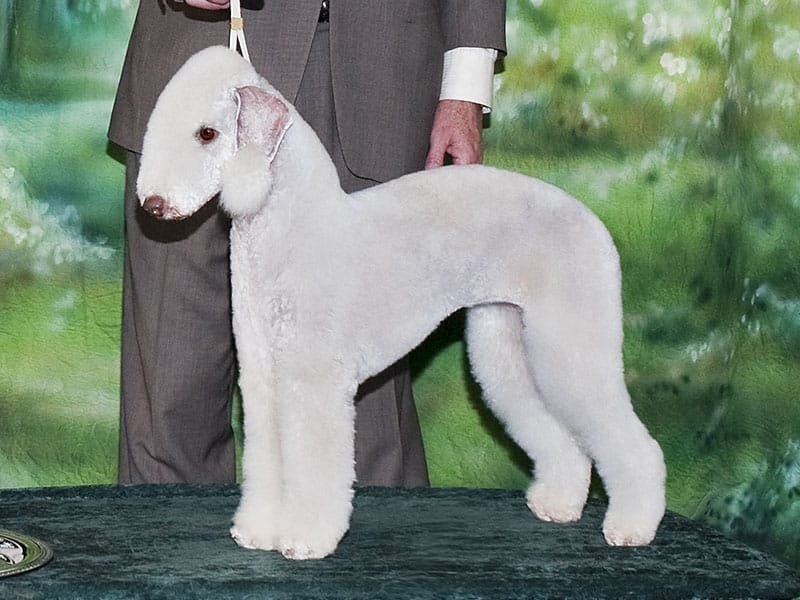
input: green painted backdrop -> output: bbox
[2,0,799,570]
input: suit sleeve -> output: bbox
[439,0,507,55]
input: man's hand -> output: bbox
[184,0,230,9]
[424,99,484,169]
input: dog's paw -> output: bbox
[274,489,353,560]
[230,524,277,551]
[601,497,664,546]
[277,537,339,561]
[601,448,666,546]
[276,510,349,560]
[526,464,590,524]
[277,521,347,560]
[602,514,658,547]
[230,505,280,552]
[526,481,586,523]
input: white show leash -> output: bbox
[229,0,251,63]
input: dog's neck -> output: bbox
[272,111,345,207]
[232,108,348,245]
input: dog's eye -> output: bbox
[197,127,218,144]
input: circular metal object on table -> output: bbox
[0,530,53,577]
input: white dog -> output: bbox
[137,46,666,560]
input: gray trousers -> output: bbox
[118,23,429,487]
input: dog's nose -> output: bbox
[142,195,166,218]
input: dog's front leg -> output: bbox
[230,367,284,552]
[273,367,357,560]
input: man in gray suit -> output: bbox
[109,0,506,487]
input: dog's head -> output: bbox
[137,46,292,220]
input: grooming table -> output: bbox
[0,485,797,599]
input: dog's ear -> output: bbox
[233,85,292,161]
[220,86,292,218]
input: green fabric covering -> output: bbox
[0,486,797,599]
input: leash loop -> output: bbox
[229,0,251,62]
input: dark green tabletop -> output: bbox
[0,485,797,599]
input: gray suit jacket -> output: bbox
[108,0,506,182]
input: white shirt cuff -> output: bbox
[439,47,499,112]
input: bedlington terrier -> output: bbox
[137,46,666,560]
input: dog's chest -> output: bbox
[229,224,297,351]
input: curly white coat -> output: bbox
[137,46,666,560]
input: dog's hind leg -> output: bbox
[466,303,592,523]
[519,291,666,546]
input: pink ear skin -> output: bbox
[220,87,291,218]
[234,86,292,161]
